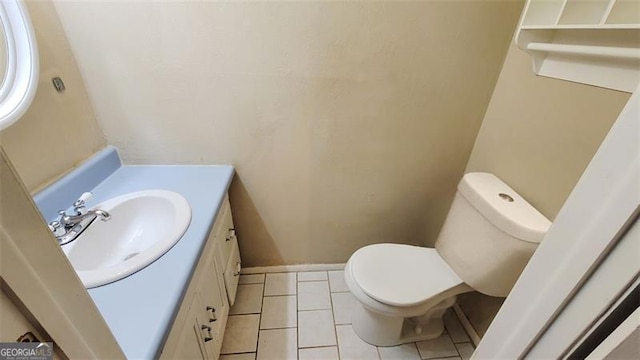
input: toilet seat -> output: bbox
[349,244,464,307]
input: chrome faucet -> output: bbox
[48,192,111,245]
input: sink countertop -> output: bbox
[34,147,234,359]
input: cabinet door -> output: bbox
[198,253,228,358]
[223,239,241,305]
[214,197,241,305]
[173,297,211,360]
[215,198,235,269]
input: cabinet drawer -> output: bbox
[223,239,241,305]
[170,296,210,359]
[215,197,236,269]
[197,251,227,356]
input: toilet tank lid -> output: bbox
[458,173,551,243]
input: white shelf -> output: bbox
[516,0,640,91]
[522,0,565,26]
[526,42,640,60]
[521,24,640,29]
[606,0,640,24]
[558,0,610,25]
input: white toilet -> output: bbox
[344,172,551,346]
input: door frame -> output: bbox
[0,148,125,359]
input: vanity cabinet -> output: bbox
[160,196,240,360]
[215,198,241,306]
[171,296,212,359]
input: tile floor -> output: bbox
[220,270,475,360]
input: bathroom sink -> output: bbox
[61,190,192,288]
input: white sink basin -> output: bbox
[62,190,192,288]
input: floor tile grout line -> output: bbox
[412,341,421,359]
[298,280,332,313]
[298,344,337,350]
[298,345,338,350]
[229,311,262,315]
[263,272,298,297]
[374,341,381,360]
[295,272,300,355]
[298,344,342,349]
[298,308,333,312]
[296,270,329,282]
[237,273,266,286]
[296,275,300,313]
[255,273,267,357]
[263,293,296,297]
[328,284,341,360]
[259,293,297,332]
[448,332,462,358]
[259,325,298,330]
[298,279,329,282]
[335,324,344,360]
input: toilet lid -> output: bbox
[349,244,464,307]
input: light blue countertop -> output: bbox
[34,147,234,359]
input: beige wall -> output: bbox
[53,0,523,266]
[0,1,105,192]
[460,43,631,337]
[4,0,630,341]
[466,44,631,220]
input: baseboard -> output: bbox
[240,263,346,274]
[453,303,481,346]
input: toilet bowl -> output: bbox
[344,244,472,346]
[345,173,551,346]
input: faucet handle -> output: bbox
[73,192,93,213]
[48,221,65,237]
[74,192,93,206]
[57,210,69,226]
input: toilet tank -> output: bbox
[435,173,551,297]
